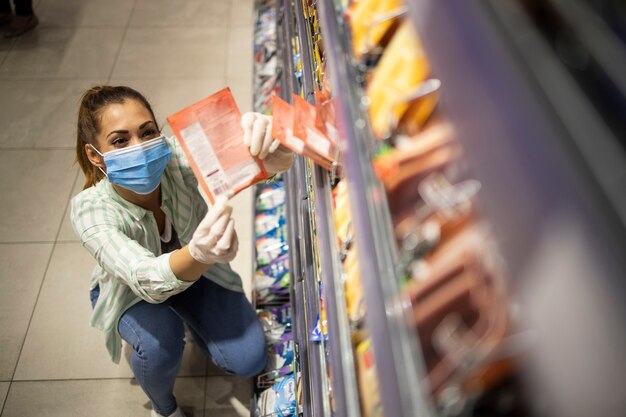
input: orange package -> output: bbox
[293,94,339,163]
[272,95,335,171]
[167,87,268,204]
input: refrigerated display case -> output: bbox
[251,1,626,417]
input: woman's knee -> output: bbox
[121,314,186,375]
[228,322,268,377]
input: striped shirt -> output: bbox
[70,136,243,363]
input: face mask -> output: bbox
[90,135,172,195]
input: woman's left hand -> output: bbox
[242,112,293,174]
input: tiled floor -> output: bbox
[0,0,256,416]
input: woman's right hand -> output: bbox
[188,197,239,264]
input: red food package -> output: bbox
[272,95,335,171]
[167,87,269,204]
[293,94,338,163]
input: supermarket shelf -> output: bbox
[406,1,626,416]
[316,1,435,417]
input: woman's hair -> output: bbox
[76,85,159,189]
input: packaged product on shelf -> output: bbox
[343,247,366,326]
[332,179,352,255]
[256,225,289,267]
[168,88,269,204]
[256,374,297,417]
[355,339,383,417]
[344,0,404,61]
[255,205,287,237]
[258,304,292,342]
[265,332,295,373]
[407,223,514,398]
[293,94,339,163]
[373,119,459,193]
[314,88,340,146]
[366,21,437,139]
[256,182,286,211]
[253,0,279,114]
[271,96,335,171]
[255,253,291,301]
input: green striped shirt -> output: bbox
[70,136,243,363]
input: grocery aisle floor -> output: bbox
[0,0,256,416]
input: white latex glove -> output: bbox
[242,112,280,159]
[242,112,294,173]
[188,196,239,264]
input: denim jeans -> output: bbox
[90,278,267,416]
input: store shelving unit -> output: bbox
[316,1,436,417]
[256,0,626,416]
[276,0,363,417]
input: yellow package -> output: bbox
[346,0,404,60]
[344,247,366,325]
[356,339,383,417]
[367,21,435,139]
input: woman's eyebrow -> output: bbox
[106,121,154,138]
[107,129,128,138]
[139,120,155,129]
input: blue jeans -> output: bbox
[90,278,267,416]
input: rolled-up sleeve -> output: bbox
[71,197,193,304]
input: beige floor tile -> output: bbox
[0,150,76,242]
[204,376,252,417]
[14,242,208,380]
[131,0,232,28]
[226,26,254,79]
[56,174,83,242]
[0,38,14,66]
[108,78,227,131]
[37,0,134,28]
[0,79,103,149]
[231,0,254,28]
[0,244,53,380]
[0,381,9,406]
[0,28,124,79]
[111,28,228,80]
[226,76,253,113]
[2,377,205,417]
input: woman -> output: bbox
[71,85,293,417]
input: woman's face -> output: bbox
[95,98,160,153]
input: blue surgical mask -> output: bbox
[91,135,172,195]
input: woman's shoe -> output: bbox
[3,14,38,38]
[151,406,186,417]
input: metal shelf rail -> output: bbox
[291,0,363,416]
[275,1,314,416]
[315,1,435,417]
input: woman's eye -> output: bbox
[112,137,128,146]
[143,129,158,138]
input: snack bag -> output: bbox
[256,181,286,211]
[266,332,295,372]
[255,205,287,237]
[255,253,291,301]
[167,87,269,203]
[258,304,292,342]
[256,374,297,417]
[256,225,289,267]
